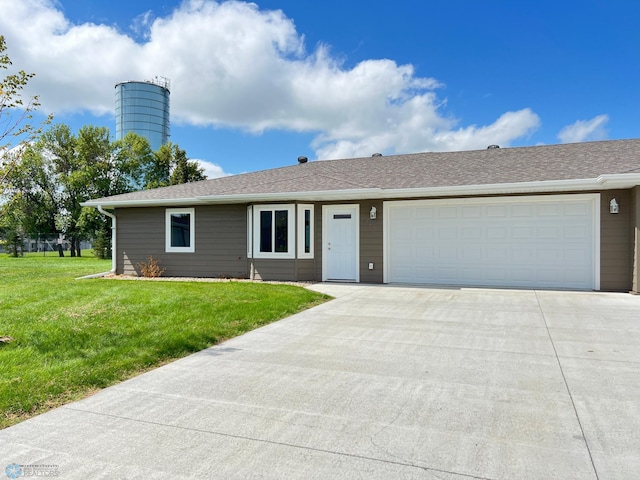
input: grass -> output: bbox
[0,253,328,429]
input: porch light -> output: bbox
[610,198,619,214]
[370,206,377,220]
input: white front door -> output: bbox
[323,205,359,282]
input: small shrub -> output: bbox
[2,230,24,257]
[92,231,111,259]
[136,256,166,278]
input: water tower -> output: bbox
[115,77,170,152]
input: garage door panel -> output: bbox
[536,269,561,283]
[462,206,482,218]
[511,204,534,217]
[538,226,560,239]
[565,203,589,216]
[487,227,508,239]
[512,226,534,239]
[565,225,589,239]
[438,246,457,260]
[439,207,457,218]
[537,204,561,216]
[415,226,434,240]
[565,248,590,263]
[387,195,596,289]
[461,268,484,282]
[511,247,536,262]
[537,248,563,262]
[439,227,458,240]
[415,247,434,260]
[437,267,458,281]
[462,227,482,240]
[415,207,434,219]
[461,246,482,259]
[487,205,508,217]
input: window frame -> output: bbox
[165,208,195,253]
[247,206,253,258]
[297,204,314,259]
[251,204,296,259]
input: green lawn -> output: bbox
[0,254,328,429]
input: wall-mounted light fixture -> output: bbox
[610,198,619,214]
[370,206,377,220]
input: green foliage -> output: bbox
[151,142,207,188]
[0,228,23,257]
[2,110,205,258]
[2,126,162,258]
[0,255,328,428]
[0,35,53,193]
[91,229,111,260]
[169,144,207,185]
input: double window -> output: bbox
[248,204,314,259]
[164,205,312,258]
[165,208,195,253]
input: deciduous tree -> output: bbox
[0,35,52,194]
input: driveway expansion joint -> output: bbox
[63,406,494,480]
[534,290,601,480]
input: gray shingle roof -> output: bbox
[84,139,640,207]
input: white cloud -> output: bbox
[314,107,541,159]
[558,114,609,144]
[194,159,231,179]
[130,10,155,40]
[0,0,542,160]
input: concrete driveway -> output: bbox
[1,284,639,479]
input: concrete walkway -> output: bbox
[1,284,639,479]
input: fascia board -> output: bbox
[81,198,208,208]
[81,174,640,208]
[596,173,640,188]
[194,188,383,203]
[378,178,601,198]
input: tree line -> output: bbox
[0,125,206,257]
[0,34,207,257]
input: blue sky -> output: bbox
[1,0,638,177]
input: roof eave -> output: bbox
[380,175,640,199]
[81,198,210,208]
[81,174,640,209]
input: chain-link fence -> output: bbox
[0,234,92,255]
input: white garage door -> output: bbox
[385,195,599,289]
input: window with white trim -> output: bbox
[247,206,253,258]
[251,205,295,259]
[297,204,314,259]
[166,208,195,253]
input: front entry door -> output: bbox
[323,205,359,282]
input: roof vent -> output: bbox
[297,156,308,164]
[371,153,383,157]
[487,145,500,149]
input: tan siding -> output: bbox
[252,259,296,281]
[116,205,249,278]
[295,259,317,281]
[600,190,632,291]
[359,200,383,283]
[632,187,640,293]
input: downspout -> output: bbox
[97,205,116,274]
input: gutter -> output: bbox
[97,205,117,274]
[80,173,640,209]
